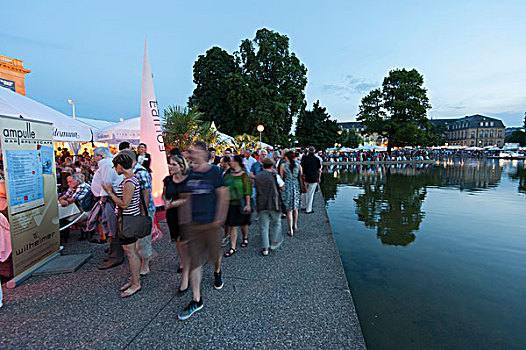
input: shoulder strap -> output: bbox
[136,177,148,215]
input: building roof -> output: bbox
[337,121,362,129]
[447,114,505,129]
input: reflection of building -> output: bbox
[337,121,387,145]
[432,115,505,147]
[0,55,31,96]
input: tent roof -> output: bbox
[76,117,116,130]
[93,117,141,145]
[0,87,92,142]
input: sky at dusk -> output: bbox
[2,0,526,127]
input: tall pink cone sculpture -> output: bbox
[140,37,168,206]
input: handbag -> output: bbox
[299,173,307,194]
[229,174,255,214]
[118,183,152,239]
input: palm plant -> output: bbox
[162,105,219,150]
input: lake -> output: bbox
[321,159,526,350]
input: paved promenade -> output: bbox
[0,191,366,349]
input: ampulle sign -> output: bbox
[2,122,36,145]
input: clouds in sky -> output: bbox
[322,75,378,100]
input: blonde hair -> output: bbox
[170,154,189,175]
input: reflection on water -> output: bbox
[324,159,506,246]
[322,159,526,350]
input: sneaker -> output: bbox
[214,271,224,290]
[178,299,203,320]
[262,249,269,256]
[176,287,188,297]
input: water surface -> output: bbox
[322,159,526,350]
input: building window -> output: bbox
[490,122,494,126]
[490,130,494,137]
[484,131,488,138]
[498,130,502,138]
[497,141,501,146]
[471,131,475,138]
[480,130,484,138]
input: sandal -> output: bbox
[120,286,141,298]
[241,239,249,248]
[224,247,237,257]
[119,282,132,291]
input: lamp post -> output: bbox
[68,99,75,119]
[257,124,264,148]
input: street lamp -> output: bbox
[68,99,75,119]
[257,124,264,148]
[119,118,124,122]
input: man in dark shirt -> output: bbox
[178,141,229,320]
[300,146,321,214]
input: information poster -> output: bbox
[39,145,54,175]
[0,116,59,279]
[5,150,45,214]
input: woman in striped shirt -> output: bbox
[102,153,143,298]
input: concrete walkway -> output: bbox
[0,192,366,349]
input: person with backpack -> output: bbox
[255,157,285,256]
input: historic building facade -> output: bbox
[339,114,506,147]
[0,54,31,96]
[445,115,505,147]
[337,121,387,145]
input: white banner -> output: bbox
[139,38,168,206]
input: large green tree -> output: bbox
[295,100,339,150]
[339,128,362,148]
[189,47,238,133]
[357,69,437,153]
[505,130,526,146]
[190,28,307,146]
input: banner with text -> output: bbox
[0,115,60,278]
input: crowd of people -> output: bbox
[56,142,322,320]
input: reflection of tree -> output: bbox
[508,164,526,194]
[354,170,427,246]
[321,160,509,246]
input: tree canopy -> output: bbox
[190,28,307,146]
[189,47,237,133]
[357,68,437,153]
[295,100,339,150]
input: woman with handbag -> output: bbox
[223,155,252,257]
[102,153,145,298]
[279,151,303,237]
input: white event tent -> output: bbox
[94,117,141,145]
[0,87,92,142]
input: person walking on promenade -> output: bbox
[162,154,189,293]
[102,154,143,298]
[119,149,155,277]
[89,147,123,269]
[177,141,229,320]
[279,151,302,236]
[223,155,252,257]
[300,146,322,214]
[255,157,285,256]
